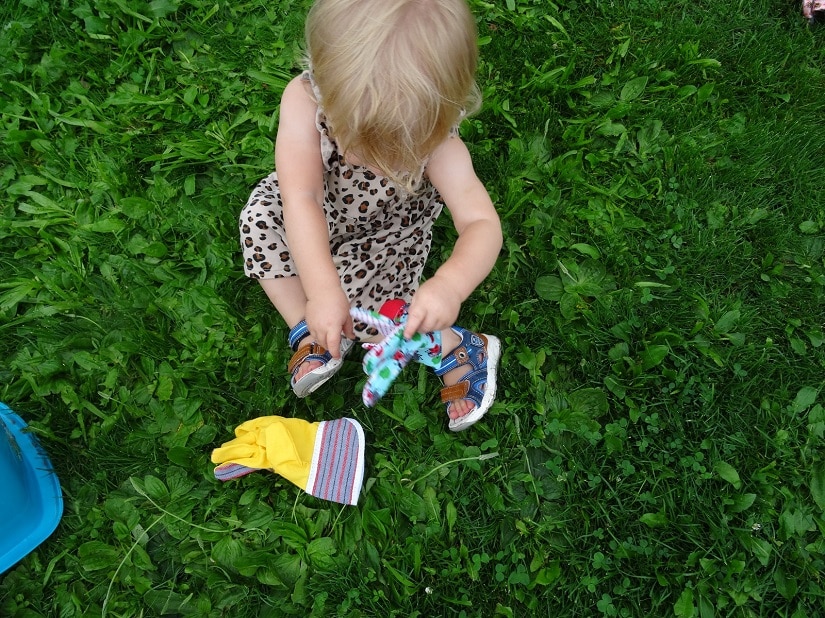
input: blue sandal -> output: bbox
[287,320,352,398]
[434,327,501,432]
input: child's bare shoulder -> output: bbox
[277,75,319,147]
[280,74,316,114]
[426,135,477,186]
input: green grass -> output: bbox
[1,0,824,615]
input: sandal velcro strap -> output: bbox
[288,342,331,375]
[440,381,470,404]
[288,320,311,351]
[434,333,488,377]
[441,368,487,407]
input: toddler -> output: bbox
[239,0,502,431]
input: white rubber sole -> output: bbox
[292,339,354,398]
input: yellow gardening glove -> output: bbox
[211,415,365,506]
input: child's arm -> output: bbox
[403,136,502,338]
[273,76,355,354]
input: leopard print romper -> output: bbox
[239,71,446,317]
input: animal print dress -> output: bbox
[239,71,446,323]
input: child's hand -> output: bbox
[404,276,462,339]
[305,290,355,357]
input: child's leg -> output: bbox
[240,173,354,396]
[259,277,307,330]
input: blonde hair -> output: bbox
[305,0,481,191]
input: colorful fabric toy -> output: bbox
[211,416,365,506]
[350,302,442,407]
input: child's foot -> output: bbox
[442,367,476,420]
[288,320,352,398]
[439,331,477,420]
[435,327,501,432]
[290,334,322,381]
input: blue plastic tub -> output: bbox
[0,402,63,574]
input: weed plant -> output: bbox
[1,0,824,616]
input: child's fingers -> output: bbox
[326,329,342,359]
[403,310,424,339]
[330,314,356,356]
[405,294,435,337]
[343,315,356,340]
[405,309,448,339]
